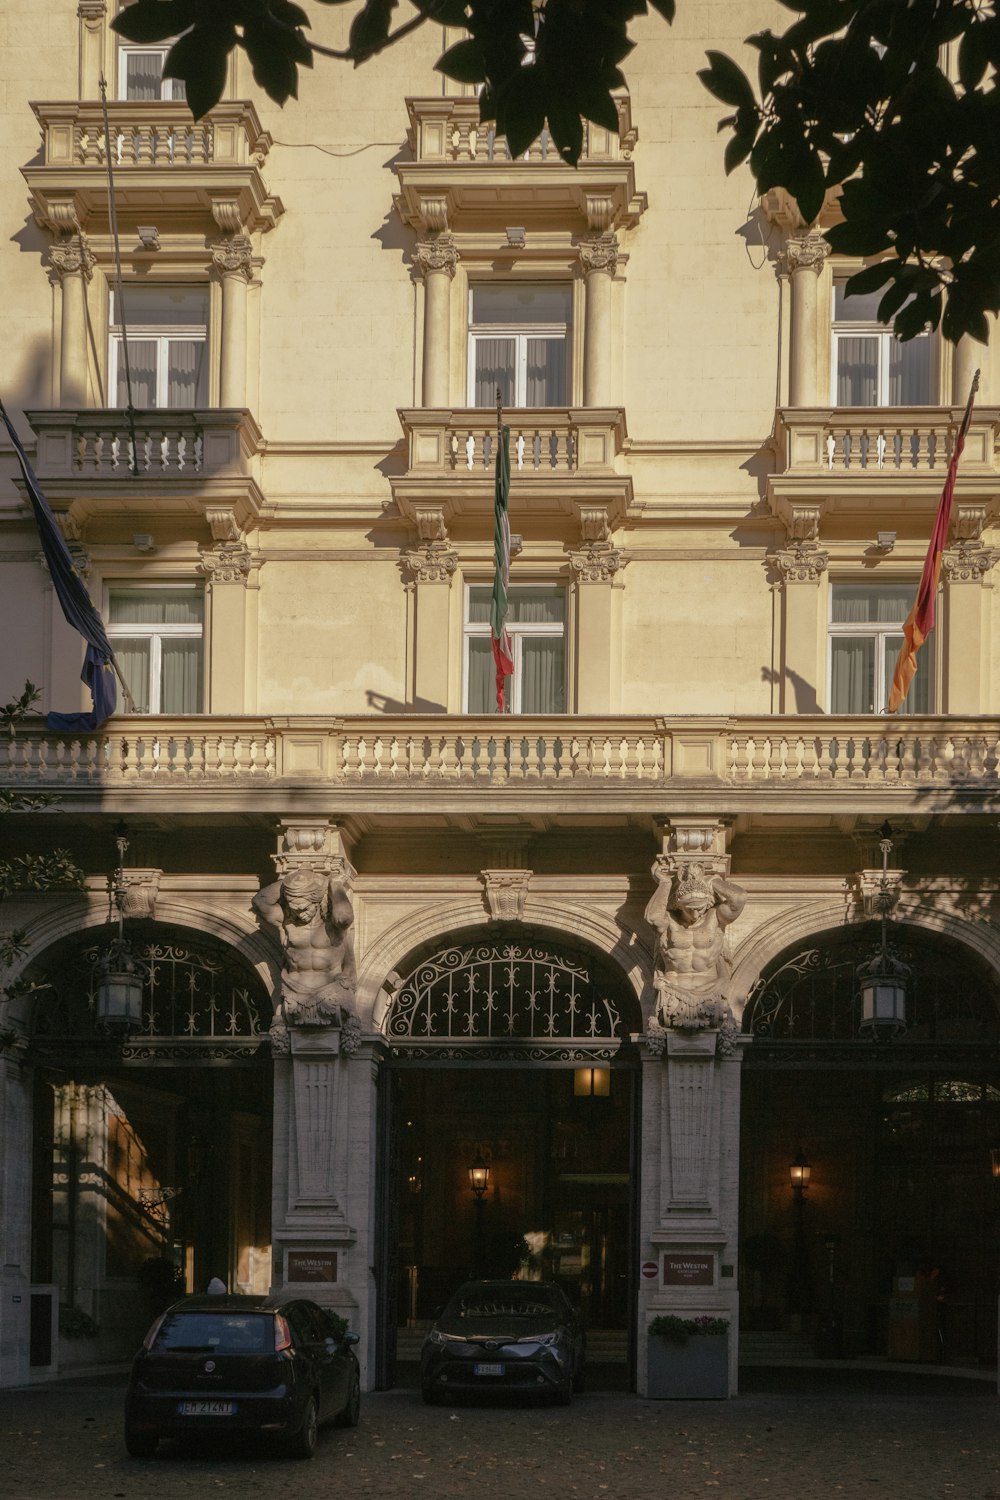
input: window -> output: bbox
[833,284,934,406]
[118,44,186,100]
[107,587,204,714]
[110,286,209,410]
[468,285,570,407]
[828,583,932,714]
[464,584,566,713]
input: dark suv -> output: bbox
[124,1293,360,1459]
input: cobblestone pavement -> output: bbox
[1,1367,997,1500]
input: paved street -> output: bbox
[1,1367,997,1500]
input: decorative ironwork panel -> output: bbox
[385,942,623,1044]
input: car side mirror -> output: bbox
[344,1332,360,1346]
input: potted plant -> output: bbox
[646,1314,730,1399]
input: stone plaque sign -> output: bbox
[287,1250,339,1283]
[662,1253,714,1287]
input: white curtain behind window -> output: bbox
[525,338,566,406]
[168,340,206,407]
[474,339,515,408]
[113,639,151,714]
[836,336,878,406]
[830,637,874,713]
[520,637,565,712]
[118,339,156,407]
[161,640,203,713]
[125,52,162,101]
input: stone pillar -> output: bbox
[579,235,619,407]
[415,235,458,408]
[212,236,253,408]
[952,335,981,405]
[199,511,257,714]
[77,1,107,99]
[0,1054,35,1388]
[942,546,999,713]
[784,234,830,406]
[51,237,94,408]
[568,507,625,712]
[403,508,458,712]
[768,541,829,712]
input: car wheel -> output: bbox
[572,1361,586,1395]
[287,1396,319,1459]
[124,1425,159,1459]
[334,1369,361,1428]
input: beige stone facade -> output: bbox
[2,3,1000,1395]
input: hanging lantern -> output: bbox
[857,821,908,1040]
[94,830,143,1034]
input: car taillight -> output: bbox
[274,1314,293,1352]
[142,1314,166,1351]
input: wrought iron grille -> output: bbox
[744,932,999,1043]
[385,942,624,1043]
[31,927,268,1041]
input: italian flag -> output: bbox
[491,423,514,712]
[887,371,979,713]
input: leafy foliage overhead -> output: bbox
[112,0,1000,344]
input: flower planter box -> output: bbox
[646,1333,729,1399]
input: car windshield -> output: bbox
[152,1312,273,1354]
[445,1286,560,1321]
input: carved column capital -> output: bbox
[481,868,532,922]
[77,0,106,19]
[781,232,831,276]
[578,233,619,276]
[402,541,458,583]
[50,236,95,281]
[414,233,459,278]
[211,234,254,280]
[198,542,253,585]
[767,542,829,585]
[568,542,623,583]
[273,819,355,886]
[38,541,91,582]
[941,544,1000,583]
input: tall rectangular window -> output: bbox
[464,584,566,713]
[468,285,570,407]
[828,583,932,714]
[833,285,934,406]
[109,286,209,409]
[107,587,204,714]
[118,45,187,100]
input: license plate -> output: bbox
[473,1363,505,1377]
[176,1400,236,1416]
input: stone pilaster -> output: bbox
[781,232,830,405]
[50,235,94,406]
[941,543,999,712]
[579,234,619,406]
[415,234,459,407]
[212,234,254,407]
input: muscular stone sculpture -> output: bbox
[251,869,357,1028]
[644,860,746,1030]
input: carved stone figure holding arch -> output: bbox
[644,859,746,1031]
[252,869,357,1029]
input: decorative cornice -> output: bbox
[578,233,619,275]
[941,544,1000,583]
[767,542,829,584]
[414,233,459,278]
[211,234,254,279]
[781,232,831,275]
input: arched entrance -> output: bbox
[23,923,273,1372]
[373,929,643,1389]
[740,922,1000,1365]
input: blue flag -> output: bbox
[1,404,117,730]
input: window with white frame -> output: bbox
[464,584,566,713]
[828,582,932,714]
[110,286,209,409]
[832,283,935,406]
[107,587,204,714]
[468,285,570,407]
[118,44,186,100]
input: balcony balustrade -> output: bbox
[404,96,636,165]
[2,716,998,813]
[775,406,1000,478]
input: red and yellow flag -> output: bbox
[887,371,979,713]
[490,420,513,712]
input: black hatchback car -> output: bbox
[421,1280,585,1405]
[125,1293,360,1459]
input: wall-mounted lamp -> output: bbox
[132,533,155,553]
[789,1148,811,1198]
[505,225,526,248]
[574,1066,611,1097]
[875,530,897,553]
[468,1153,490,1199]
[137,225,161,251]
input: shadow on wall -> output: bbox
[761,664,820,714]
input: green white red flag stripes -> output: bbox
[491,422,513,712]
[887,370,979,713]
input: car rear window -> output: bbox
[152,1312,274,1353]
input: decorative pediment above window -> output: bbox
[393,96,646,236]
[23,100,284,235]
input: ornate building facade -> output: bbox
[1,2,999,1394]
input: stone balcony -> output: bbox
[392,406,632,524]
[3,714,998,817]
[394,95,645,235]
[23,99,283,233]
[769,405,1000,529]
[21,407,264,530]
